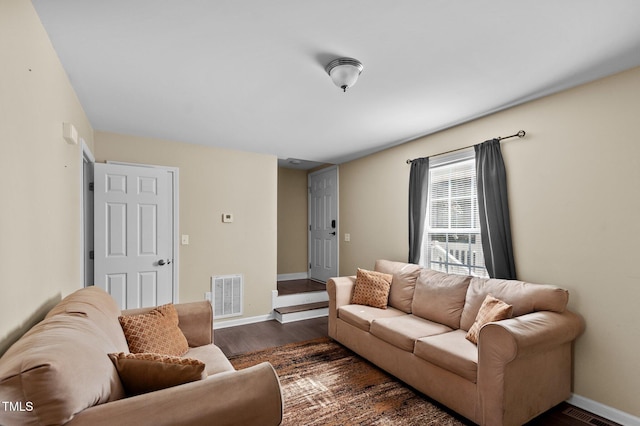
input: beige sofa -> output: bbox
[327,260,585,426]
[0,286,283,426]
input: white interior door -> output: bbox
[309,166,338,282]
[94,163,174,309]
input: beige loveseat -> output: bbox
[327,260,585,426]
[0,286,283,426]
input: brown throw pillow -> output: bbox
[351,268,393,309]
[155,303,180,325]
[108,352,206,396]
[465,294,513,344]
[119,306,188,356]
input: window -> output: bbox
[420,150,488,278]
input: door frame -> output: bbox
[105,161,180,303]
[80,139,95,287]
[308,165,339,281]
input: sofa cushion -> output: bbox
[338,304,406,332]
[370,315,452,352]
[351,268,393,309]
[185,344,236,376]
[375,260,421,313]
[45,286,129,353]
[0,315,126,426]
[465,295,513,344]
[459,277,569,331]
[411,269,471,329]
[108,352,206,396]
[119,307,189,356]
[414,330,478,383]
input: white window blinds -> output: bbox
[421,150,488,277]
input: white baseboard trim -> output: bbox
[277,272,309,281]
[568,393,640,426]
[213,313,274,329]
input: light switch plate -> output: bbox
[222,213,234,223]
[181,234,189,245]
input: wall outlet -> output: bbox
[344,233,351,242]
[204,292,212,302]
[222,213,234,223]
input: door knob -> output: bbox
[158,259,171,266]
[330,231,336,236]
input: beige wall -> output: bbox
[277,167,308,275]
[94,132,278,322]
[0,0,94,355]
[339,66,640,416]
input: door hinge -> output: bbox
[309,225,311,231]
[89,182,94,191]
[309,263,312,269]
[89,250,94,260]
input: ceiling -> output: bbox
[32,1,640,167]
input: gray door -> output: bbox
[308,166,338,282]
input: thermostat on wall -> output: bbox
[222,213,234,223]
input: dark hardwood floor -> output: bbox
[276,278,325,295]
[215,317,328,357]
[214,316,617,426]
[214,280,617,426]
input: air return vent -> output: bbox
[562,407,620,426]
[211,274,243,318]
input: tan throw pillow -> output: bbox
[108,352,206,396]
[119,307,188,356]
[465,294,513,344]
[351,268,393,309]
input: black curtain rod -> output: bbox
[406,130,526,164]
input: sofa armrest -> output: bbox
[66,362,283,426]
[479,309,584,361]
[327,276,356,338]
[123,301,213,347]
[174,301,214,347]
[477,310,585,426]
[327,276,356,309]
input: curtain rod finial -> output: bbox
[517,130,525,138]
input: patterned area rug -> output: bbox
[229,337,469,426]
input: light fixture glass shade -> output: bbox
[325,58,363,92]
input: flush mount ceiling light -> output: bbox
[325,57,364,92]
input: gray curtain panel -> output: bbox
[475,139,517,279]
[408,157,429,264]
